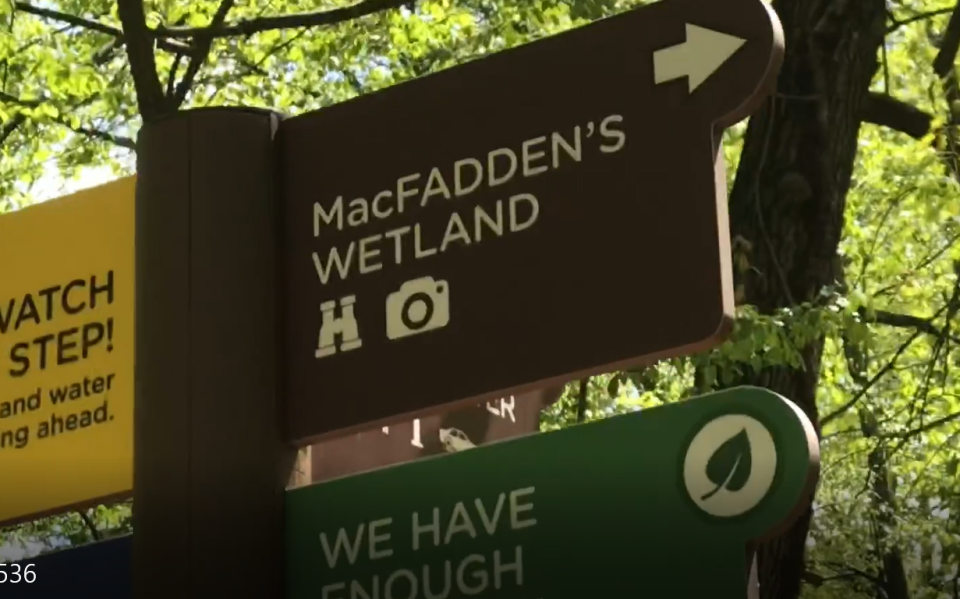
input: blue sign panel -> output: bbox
[9,535,130,598]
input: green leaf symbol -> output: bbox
[700,429,752,501]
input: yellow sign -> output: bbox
[0,177,134,525]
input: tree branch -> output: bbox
[117,0,167,121]
[166,53,185,97]
[821,329,923,427]
[576,378,588,423]
[824,294,959,428]
[0,90,41,108]
[861,92,933,139]
[888,409,960,439]
[171,0,235,109]
[153,0,408,40]
[803,569,880,588]
[864,307,960,343]
[934,2,960,78]
[77,509,102,541]
[15,2,115,36]
[887,8,955,33]
[0,114,27,145]
[14,1,192,54]
[70,123,136,149]
[0,92,135,149]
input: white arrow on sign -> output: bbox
[653,24,747,93]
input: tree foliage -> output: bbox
[2,0,960,598]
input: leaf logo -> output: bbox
[701,429,752,501]
[683,415,776,518]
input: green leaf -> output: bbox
[701,429,752,501]
[947,458,959,477]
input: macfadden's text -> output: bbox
[311,115,627,285]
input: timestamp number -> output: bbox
[0,563,37,583]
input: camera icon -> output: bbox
[385,276,450,340]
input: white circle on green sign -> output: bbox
[683,414,777,518]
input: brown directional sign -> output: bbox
[278,0,784,443]
[306,388,561,483]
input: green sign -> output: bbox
[286,387,819,599]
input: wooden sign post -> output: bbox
[134,108,296,598]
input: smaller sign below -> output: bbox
[285,386,819,599]
[305,388,562,483]
[0,177,135,526]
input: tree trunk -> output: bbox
[725,0,887,598]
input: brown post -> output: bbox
[134,108,295,597]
